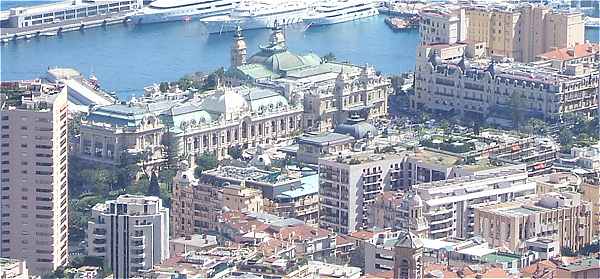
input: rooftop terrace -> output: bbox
[203,166,299,185]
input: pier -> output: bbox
[0,12,130,42]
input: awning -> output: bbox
[456,245,497,257]
[421,238,455,250]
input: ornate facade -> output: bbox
[77,104,166,167]
[162,86,303,159]
[411,44,599,121]
[226,26,391,132]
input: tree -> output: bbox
[159,82,169,93]
[228,146,243,160]
[322,52,336,62]
[194,153,218,178]
[204,67,225,89]
[127,176,150,195]
[148,171,161,197]
[510,92,523,129]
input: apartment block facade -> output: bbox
[0,89,69,275]
[474,192,593,253]
[318,152,404,234]
[87,195,169,279]
[370,166,536,240]
[171,163,318,236]
[465,4,584,62]
[419,7,468,45]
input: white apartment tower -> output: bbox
[87,195,169,279]
[420,8,468,45]
[0,88,69,275]
[318,152,404,234]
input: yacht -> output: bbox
[129,0,240,24]
[304,0,378,27]
[200,0,311,33]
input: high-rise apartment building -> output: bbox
[0,88,69,275]
[318,152,405,234]
[465,4,584,62]
[318,146,531,234]
[419,7,468,45]
[87,195,169,279]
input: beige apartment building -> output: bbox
[474,192,593,253]
[172,162,322,236]
[465,4,584,62]
[171,162,222,237]
[222,181,264,213]
[318,152,405,234]
[0,88,69,275]
[581,183,600,237]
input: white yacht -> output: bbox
[200,0,311,33]
[304,0,378,27]
[129,0,240,24]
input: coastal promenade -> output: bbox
[0,11,130,42]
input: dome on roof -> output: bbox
[457,56,470,72]
[486,60,497,76]
[334,115,378,139]
[407,192,423,207]
[395,231,423,249]
[429,51,442,66]
[247,51,320,73]
[201,89,249,120]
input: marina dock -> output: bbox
[1,12,130,42]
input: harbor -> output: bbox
[0,0,142,42]
[1,0,599,98]
[0,12,130,42]
[0,14,421,98]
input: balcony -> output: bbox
[429,217,453,226]
[131,240,145,248]
[429,226,453,235]
[132,253,146,260]
[93,233,106,239]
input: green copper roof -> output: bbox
[160,104,215,131]
[87,104,149,127]
[244,88,289,113]
[235,64,281,80]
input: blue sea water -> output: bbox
[1,1,598,99]
[1,15,420,98]
[0,0,59,10]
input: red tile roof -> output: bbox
[538,43,599,61]
[350,230,376,240]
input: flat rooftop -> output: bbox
[298,132,354,145]
[413,149,462,167]
[482,253,522,264]
[203,166,299,185]
[322,151,406,165]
